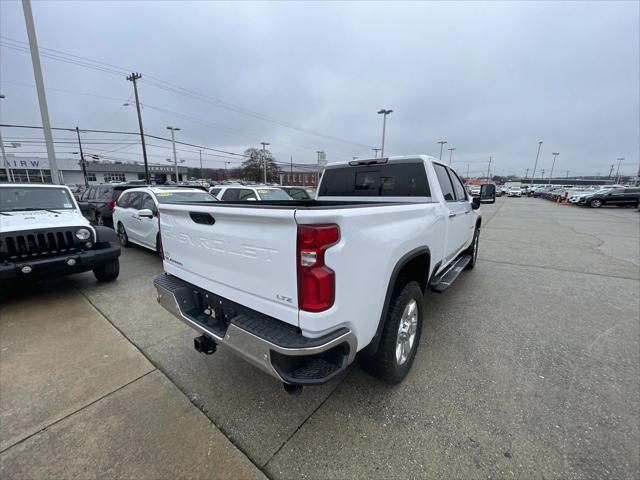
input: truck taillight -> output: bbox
[297,224,339,312]
[108,199,116,210]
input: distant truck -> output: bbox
[0,184,121,285]
[153,156,495,393]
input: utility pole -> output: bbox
[260,142,269,184]
[525,168,530,180]
[566,170,569,179]
[466,162,470,179]
[75,126,88,187]
[541,168,545,181]
[166,126,181,183]
[290,155,293,179]
[126,72,149,183]
[0,95,10,182]
[377,109,393,158]
[199,149,203,174]
[531,140,543,183]
[615,157,624,184]
[549,152,559,185]
[608,164,615,179]
[22,0,60,184]
[487,156,492,180]
[437,141,447,161]
[372,148,381,158]
[447,147,456,165]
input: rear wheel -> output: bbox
[360,281,423,384]
[117,223,130,247]
[589,199,603,208]
[464,227,480,270]
[93,258,120,282]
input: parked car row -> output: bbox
[534,184,640,208]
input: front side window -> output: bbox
[448,168,468,201]
[433,163,456,201]
[117,192,130,208]
[239,189,258,200]
[140,193,156,212]
[126,192,143,210]
[0,187,76,211]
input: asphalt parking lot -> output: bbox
[1,197,638,479]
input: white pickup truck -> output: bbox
[153,156,495,393]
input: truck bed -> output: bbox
[166,199,416,209]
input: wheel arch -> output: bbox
[361,246,430,357]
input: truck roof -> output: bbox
[324,155,439,169]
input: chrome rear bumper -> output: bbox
[154,274,356,385]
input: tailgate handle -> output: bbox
[189,212,215,225]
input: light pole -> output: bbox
[437,141,447,161]
[224,161,232,181]
[548,152,559,185]
[165,158,185,183]
[531,140,543,184]
[447,147,456,165]
[260,142,270,184]
[615,157,624,184]
[377,109,393,158]
[372,148,381,158]
[0,94,10,182]
[166,126,181,183]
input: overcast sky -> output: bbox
[1,1,638,178]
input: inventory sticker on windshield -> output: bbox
[63,203,72,208]
[156,192,173,197]
[257,189,269,193]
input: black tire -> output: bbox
[360,281,423,385]
[93,258,120,282]
[589,199,603,208]
[156,234,163,258]
[464,227,480,270]
[117,223,130,247]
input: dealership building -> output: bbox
[1,155,189,185]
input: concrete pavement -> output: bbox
[1,198,638,479]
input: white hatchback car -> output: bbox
[209,185,292,201]
[112,187,216,253]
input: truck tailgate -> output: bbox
[158,203,299,327]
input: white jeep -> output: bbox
[0,184,121,285]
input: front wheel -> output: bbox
[360,281,423,384]
[117,223,130,247]
[93,258,120,282]
[589,199,603,208]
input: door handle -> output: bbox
[464,210,471,214]
[448,212,457,218]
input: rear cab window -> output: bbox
[319,162,430,197]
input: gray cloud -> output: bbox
[1,0,638,178]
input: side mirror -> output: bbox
[480,184,496,204]
[138,208,154,218]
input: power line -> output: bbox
[1,35,373,150]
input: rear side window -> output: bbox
[97,186,112,200]
[117,192,130,208]
[210,188,221,197]
[221,189,240,201]
[319,162,430,197]
[433,163,455,201]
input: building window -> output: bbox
[86,172,97,182]
[11,169,29,183]
[103,172,126,183]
